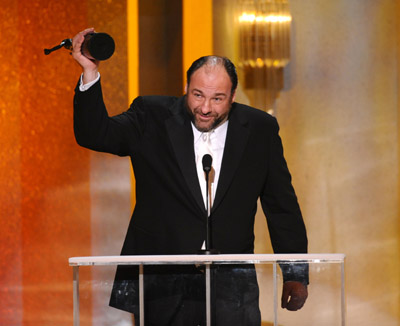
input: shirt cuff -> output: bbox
[79,72,101,92]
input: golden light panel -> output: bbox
[236,0,292,112]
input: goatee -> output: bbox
[185,99,230,132]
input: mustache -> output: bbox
[193,109,217,117]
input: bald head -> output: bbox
[186,56,238,95]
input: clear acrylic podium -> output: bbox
[69,253,345,326]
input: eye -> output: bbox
[193,92,202,98]
[213,97,222,102]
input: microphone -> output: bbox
[44,32,115,61]
[202,154,212,173]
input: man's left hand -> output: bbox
[281,281,308,311]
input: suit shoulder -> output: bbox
[134,95,179,109]
[232,102,278,127]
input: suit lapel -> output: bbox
[165,99,250,215]
[165,97,205,214]
[212,105,250,212]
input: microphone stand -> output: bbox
[205,166,212,252]
[199,154,219,255]
[198,154,218,326]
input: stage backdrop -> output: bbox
[0,0,212,325]
[0,0,131,325]
[213,0,400,325]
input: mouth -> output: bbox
[197,114,213,122]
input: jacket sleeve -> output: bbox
[259,117,309,284]
[73,78,146,156]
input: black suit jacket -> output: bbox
[73,80,308,314]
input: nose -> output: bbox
[200,99,212,115]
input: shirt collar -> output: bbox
[192,120,229,146]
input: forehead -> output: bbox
[188,65,232,93]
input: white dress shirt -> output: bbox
[79,72,100,92]
[192,120,228,209]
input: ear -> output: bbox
[185,83,188,93]
[231,90,236,103]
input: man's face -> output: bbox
[186,65,236,132]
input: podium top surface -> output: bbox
[69,253,345,266]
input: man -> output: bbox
[72,28,308,325]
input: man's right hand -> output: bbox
[71,28,99,84]
[281,281,308,311]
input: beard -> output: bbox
[185,99,231,132]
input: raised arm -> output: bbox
[71,29,144,157]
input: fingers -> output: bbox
[71,28,99,80]
[71,27,95,55]
[281,282,290,309]
[285,294,306,311]
[281,281,308,311]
